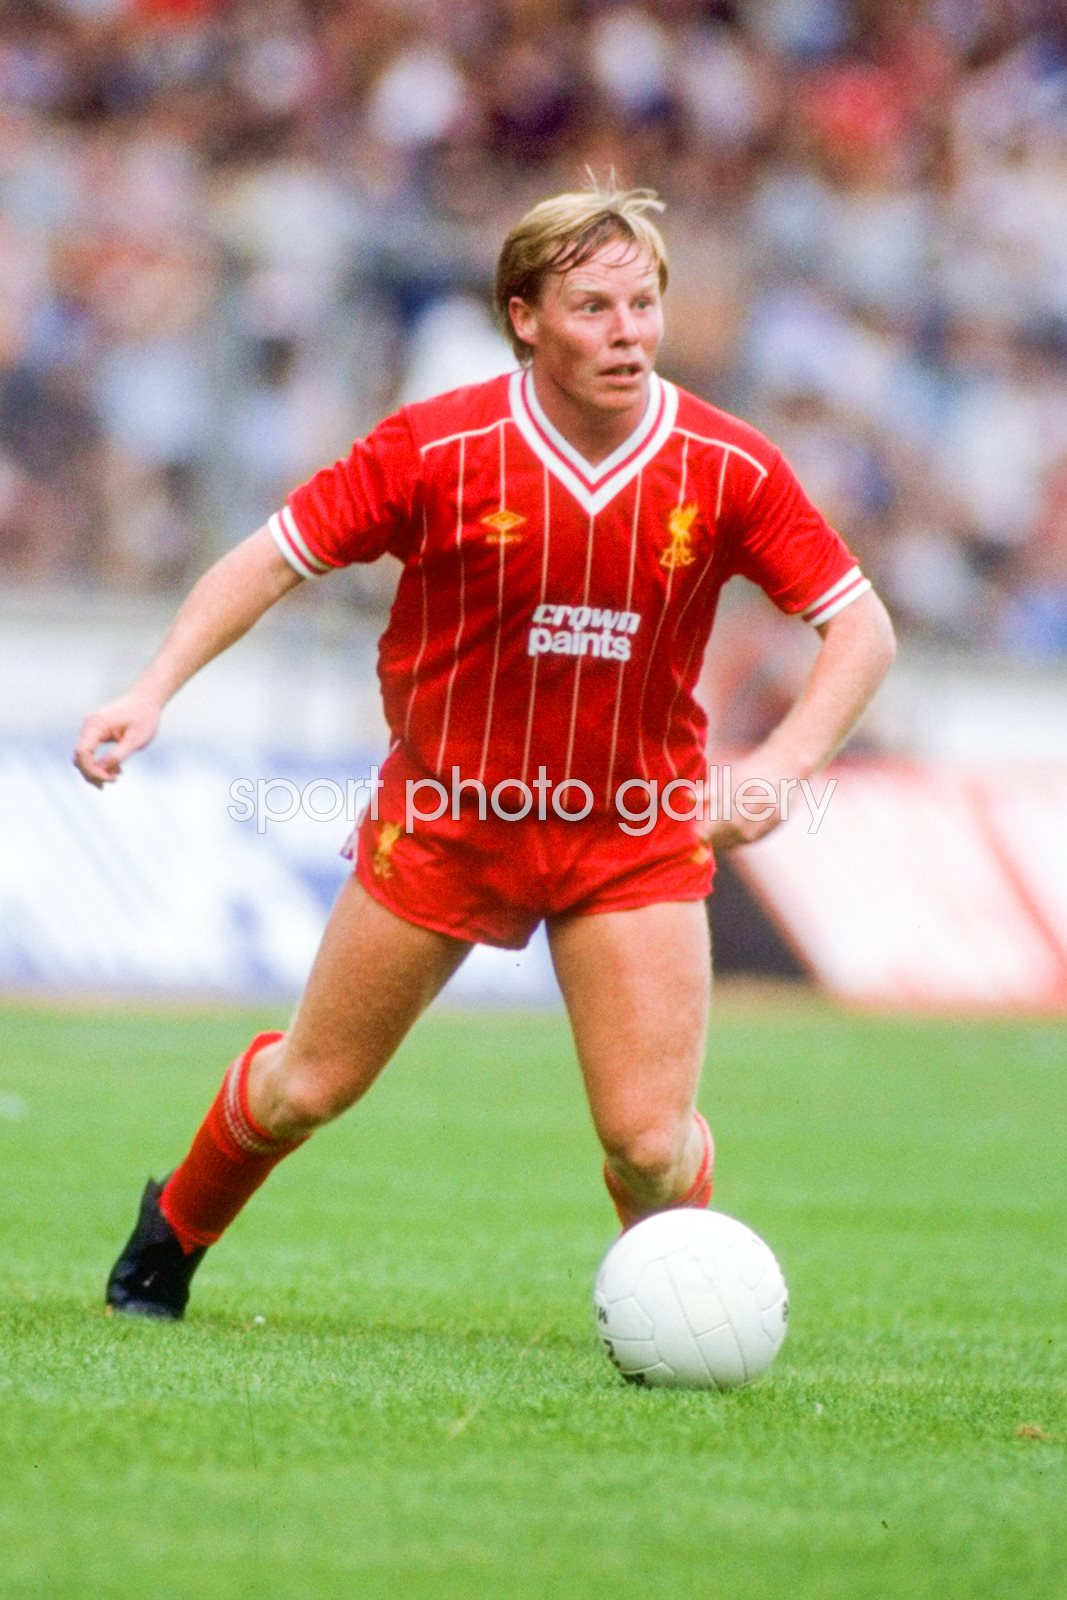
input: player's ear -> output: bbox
[508,296,538,350]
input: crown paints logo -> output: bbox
[527,602,641,662]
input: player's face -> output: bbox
[510,241,664,427]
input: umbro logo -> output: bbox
[480,508,526,544]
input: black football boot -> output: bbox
[105,1178,206,1321]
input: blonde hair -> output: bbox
[495,185,669,363]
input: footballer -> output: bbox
[75,185,895,1319]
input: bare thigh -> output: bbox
[249,876,471,1136]
[547,900,712,1163]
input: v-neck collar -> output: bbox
[509,368,678,516]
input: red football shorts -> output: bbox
[349,749,715,949]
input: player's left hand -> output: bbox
[700,747,799,852]
[702,802,782,853]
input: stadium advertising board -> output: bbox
[2,744,1066,1010]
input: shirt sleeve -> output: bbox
[727,448,871,625]
[267,409,421,578]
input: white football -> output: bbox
[594,1208,789,1390]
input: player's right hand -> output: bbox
[73,692,161,788]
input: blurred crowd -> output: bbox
[3,0,1067,660]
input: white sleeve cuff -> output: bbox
[801,566,872,626]
[268,506,333,579]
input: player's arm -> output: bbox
[707,588,896,851]
[74,526,303,788]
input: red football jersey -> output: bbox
[268,371,869,807]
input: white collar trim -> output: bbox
[510,369,678,516]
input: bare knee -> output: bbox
[250,1040,364,1140]
[603,1118,692,1200]
[277,1072,356,1136]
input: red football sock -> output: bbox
[604,1110,714,1231]
[160,1031,305,1253]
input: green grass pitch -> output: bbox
[1,997,1064,1600]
